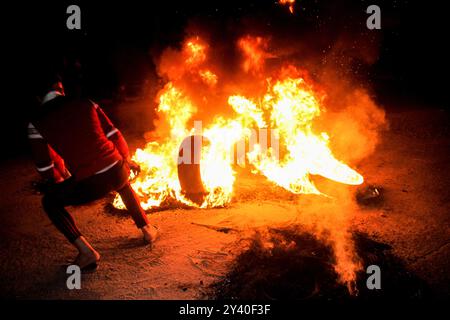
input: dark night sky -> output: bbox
[3,0,449,157]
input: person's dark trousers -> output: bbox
[41,160,149,243]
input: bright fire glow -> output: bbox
[112,34,368,291]
[238,36,270,74]
[113,36,363,210]
[184,36,207,65]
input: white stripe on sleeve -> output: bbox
[28,133,43,139]
[36,163,54,172]
[106,128,119,138]
[28,123,43,139]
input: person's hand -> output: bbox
[127,160,141,177]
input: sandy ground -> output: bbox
[0,107,449,299]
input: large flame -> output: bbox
[113,35,367,290]
[114,35,363,210]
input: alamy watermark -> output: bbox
[366,264,381,290]
[176,120,280,167]
[367,5,381,30]
[66,5,81,30]
[66,265,81,290]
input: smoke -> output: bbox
[322,89,386,164]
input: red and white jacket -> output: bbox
[29,91,130,182]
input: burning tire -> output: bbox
[177,135,209,205]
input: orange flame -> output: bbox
[238,36,270,74]
[184,36,207,65]
[114,35,363,207]
[113,35,368,290]
[199,69,218,87]
[279,0,295,14]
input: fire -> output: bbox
[113,75,363,208]
[113,35,367,291]
[279,0,295,14]
[238,36,270,74]
[198,69,218,87]
[114,35,363,209]
[247,77,364,195]
[184,36,207,65]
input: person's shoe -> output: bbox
[142,224,159,246]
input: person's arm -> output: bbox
[93,102,131,161]
[28,123,69,183]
